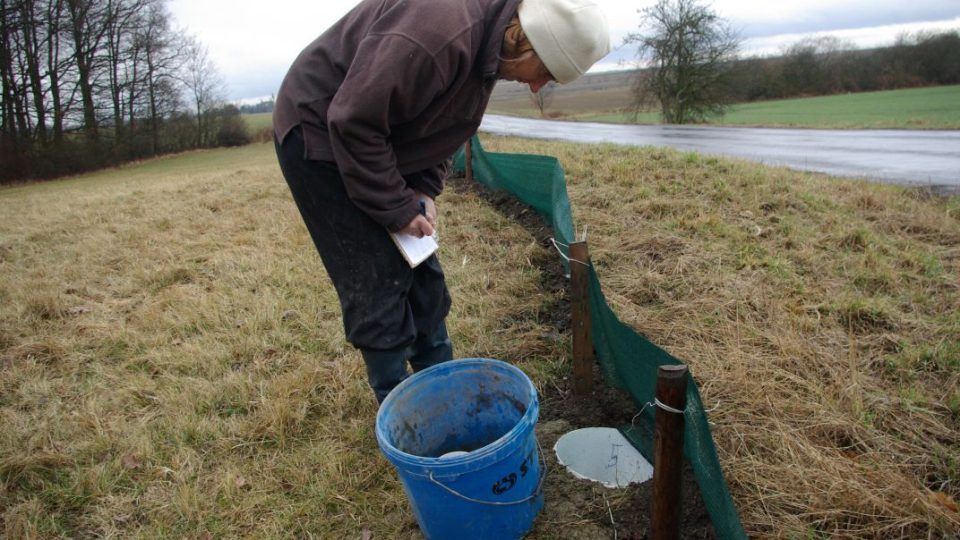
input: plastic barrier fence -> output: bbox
[452,135,746,539]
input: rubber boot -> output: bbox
[360,346,410,404]
[408,321,454,373]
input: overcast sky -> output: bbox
[166,0,960,102]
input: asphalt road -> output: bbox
[480,115,960,192]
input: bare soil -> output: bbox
[450,174,716,539]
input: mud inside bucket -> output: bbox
[375,358,544,539]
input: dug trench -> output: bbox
[446,173,716,539]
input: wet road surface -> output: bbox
[480,115,960,192]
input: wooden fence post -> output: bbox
[570,241,593,396]
[651,364,688,540]
[464,140,473,183]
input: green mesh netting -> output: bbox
[453,135,746,540]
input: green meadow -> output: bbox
[243,112,273,132]
[716,85,960,128]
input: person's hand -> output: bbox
[417,193,437,228]
[399,214,434,238]
[399,193,437,238]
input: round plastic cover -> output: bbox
[554,427,654,488]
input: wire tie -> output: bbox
[549,238,589,267]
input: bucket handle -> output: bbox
[427,439,547,506]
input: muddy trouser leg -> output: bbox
[274,128,452,403]
[360,347,411,404]
[362,324,451,403]
[361,320,453,405]
[408,321,453,373]
[360,254,454,402]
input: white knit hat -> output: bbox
[518,0,611,84]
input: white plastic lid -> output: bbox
[553,427,653,488]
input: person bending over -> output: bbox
[273,0,609,403]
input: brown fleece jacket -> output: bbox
[274,0,520,232]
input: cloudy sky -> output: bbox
[166,0,960,102]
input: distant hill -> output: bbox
[488,69,638,118]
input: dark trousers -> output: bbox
[274,128,453,402]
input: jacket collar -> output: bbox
[477,0,522,80]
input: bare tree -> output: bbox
[527,81,555,117]
[897,29,960,85]
[64,0,110,141]
[18,0,48,145]
[0,0,245,182]
[180,36,223,147]
[103,0,150,154]
[626,0,739,124]
[1,0,25,177]
[136,1,182,154]
[45,0,68,145]
[781,36,857,95]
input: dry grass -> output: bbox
[479,135,960,538]
[2,136,958,538]
[0,143,565,538]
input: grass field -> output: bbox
[490,84,960,129]
[242,112,275,144]
[243,112,273,132]
[720,85,960,128]
[478,135,960,537]
[2,138,959,538]
[0,143,578,538]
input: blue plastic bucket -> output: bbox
[375,358,544,539]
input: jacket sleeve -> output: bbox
[407,161,448,199]
[326,34,447,232]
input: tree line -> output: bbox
[239,99,272,115]
[728,30,960,103]
[630,0,960,124]
[1,0,248,184]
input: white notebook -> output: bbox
[389,231,438,268]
